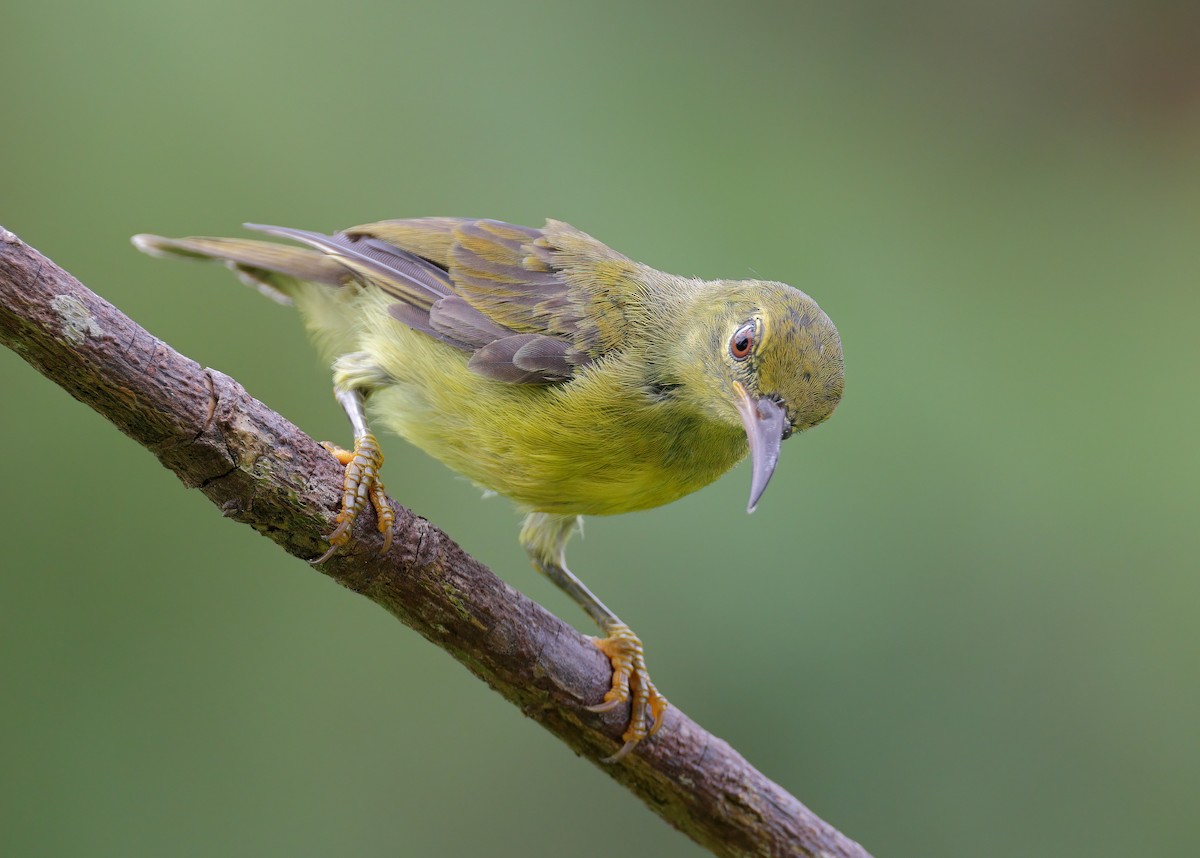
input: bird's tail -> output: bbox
[131,232,350,305]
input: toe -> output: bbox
[589,623,669,762]
[317,433,391,561]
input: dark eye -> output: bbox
[729,321,756,361]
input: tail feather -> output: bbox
[131,233,351,303]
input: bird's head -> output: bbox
[676,279,844,512]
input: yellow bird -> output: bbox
[133,218,844,761]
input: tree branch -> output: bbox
[0,227,872,858]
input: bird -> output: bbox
[132,217,845,762]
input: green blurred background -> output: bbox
[3,2,1198,856]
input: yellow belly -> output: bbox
[369,365,746,516]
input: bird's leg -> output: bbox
[311,353,394,564]
[521,513,669,763]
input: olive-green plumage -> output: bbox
[132,216,844,761]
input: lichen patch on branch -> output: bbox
[50,294,100,345]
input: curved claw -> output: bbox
[603,738,641,765]
[585,698,626,714]
[309,543,340,566]
[590,623,669,763]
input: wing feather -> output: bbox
[468,334,573,383]
[427,296,512,344]
[252,217,644,386]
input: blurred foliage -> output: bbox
[2,2,1198,856]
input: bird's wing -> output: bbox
[344,218,643,384]
[242,218,642,384]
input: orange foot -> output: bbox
[587,623,669,762]
[311,434,394,564]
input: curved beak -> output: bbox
[733,382,789,513]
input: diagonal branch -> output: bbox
[0,227,872,858]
